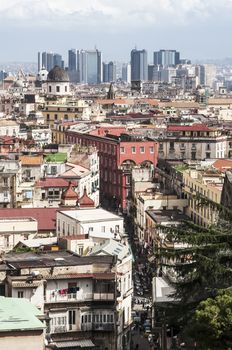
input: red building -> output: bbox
[66,129,158,212]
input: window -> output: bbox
[47,114,50,121]
[56,86,60,93]
[159,143,163,150]
[68,310,76,325]
[115,225,119,233]
[88,227,93,233]
[140,146,145,154]
[149,146,154,154]
[54,114,58,121]
[51,166,57,175]
[3,191,8,198]
[3,178,8,186]
[65,86,68,92]
[206,152,211,159]
[131,146,136,154]
[18,291,24,298]
[48,86,52,93]
[78,245,84,255]
[101,226,105,233]
[120,147,125,154]
[126,175,130,185]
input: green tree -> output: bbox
[187,288,232,349]
[155,196,232,346]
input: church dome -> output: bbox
[47,65,69,82]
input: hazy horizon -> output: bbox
[1,0,232,63]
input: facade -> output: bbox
[158,124,228,161]
[182,168,223,227]
[66,130,158,212]
[56,208,124,238]
[153,49,180,66]
[79,49,102,84]
[134,192,188,244]
[4,250,121,349]
[131,49,148,82]
[0,160,19,208]
[122,63,131,84]
[0,217,37,252]
[103,61,116,83]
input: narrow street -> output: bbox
[132,329,153,349]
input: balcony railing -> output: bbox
[45,292,115,303]
[81,323,114,332]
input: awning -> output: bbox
[55,339,95,348]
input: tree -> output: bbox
[155,196,232,345]
[187,288,232,349]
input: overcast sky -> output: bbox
[1,0,232,63]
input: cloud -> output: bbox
[0,0,231,29]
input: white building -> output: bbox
[47,66,70,96]
[57,208,124,238]
[0,217,37,252]
[0,119,19,137]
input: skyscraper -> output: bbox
[79,49,102,84]
[68,49,77,71]
[130,49,148,82]
[53,53,62,68]
[122,63,131,84]
[153,50,180,67]
[39,52,63,72]
[103,61,116,82]
[37,52,41,72]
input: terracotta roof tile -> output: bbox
[19,155,43,166]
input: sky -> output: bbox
[1,0,232,63]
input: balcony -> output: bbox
[45,292,114,303]
[50,325,67,334]
[81,323,114,332]
[93,293,114,301]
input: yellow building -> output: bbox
[42,100,90,128]
[183,168,223,227]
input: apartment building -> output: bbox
[158,124,227,160]
[65,129,158,212]
[3,250,126,349]
[182,167,223,227]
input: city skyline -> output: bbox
[1,0,232,62]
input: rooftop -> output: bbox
[44,152,67,163]
[19,155,43,166]
[0,207,60,232]
[0,297,45,332]
[146,209,189,223]
[59,208,122,222]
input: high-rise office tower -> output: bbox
[79,49,102,84]
[39,52,63,72]
[153,50,180,67]
[103,61,116,82]
[68,49,77,71]
[122,63,131,84]
[195,65,205,86]
[130,49,148,82]
[108,61,116,82]
[38,52,41,72]
[42,52,47,69]
[53,53,62,68]
[103,63,109,83]
[47,53,54,72]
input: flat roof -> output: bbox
[59,208,122,222]
[0,297,45,332]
